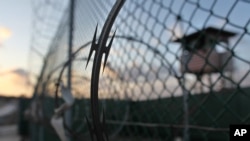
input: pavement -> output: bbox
[0,125,20,141]
[0,98,20,141]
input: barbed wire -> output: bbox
[28,0,250,140]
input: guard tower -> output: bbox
[173,27,236,90]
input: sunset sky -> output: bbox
[0,0,32,97]
[0,0,250,98]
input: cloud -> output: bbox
[0,68,32,97]
[0,26,12,45]
[11,68,29,77]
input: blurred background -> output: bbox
[1,0,250,141]
[0,1,32,140]
[0,0,32,97]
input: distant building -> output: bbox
[173,27,237,90]
[173,27,236,75]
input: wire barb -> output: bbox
[86,0,126,141]
[86,24,98,69]
[102,30,116,73]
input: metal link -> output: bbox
[29,0,250,141]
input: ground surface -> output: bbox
[0,125,19,141]
[0,98,20,141]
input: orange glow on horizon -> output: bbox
[0,71,32,97]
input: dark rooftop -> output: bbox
[173,27,237,43]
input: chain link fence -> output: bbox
[29,0,250,140]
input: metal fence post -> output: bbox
[176,15,190,141]
[182,77,189,141]
[64,0,75,140]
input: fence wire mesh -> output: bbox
[29,0,250,140]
